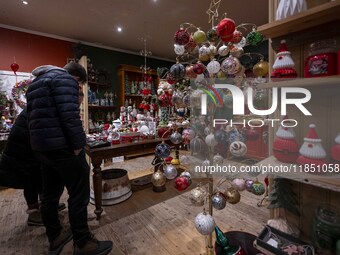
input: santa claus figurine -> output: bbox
[331,133,340,164]
[271,40,298,79]
[297,124,328,167]
[273,117,299,163]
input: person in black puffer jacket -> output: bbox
[26,62,112,255]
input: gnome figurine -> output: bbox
[271,40,298,79]
[297,124,328,167]
[331,133,340,164]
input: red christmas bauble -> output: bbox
[193,62,206,75]
[11,62,19,74]
[217,18,235,37]
[175,176,190,191]
[273,138,300,163]
[174,29,190,45]
[231,30,243,44]
[165,156,173,164]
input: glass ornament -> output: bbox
[182,93,190,107]
[170,130,183,144]
[193,29,207,44]
[253,59,269,77]
[180,171,192,184]
[207,59,221,74]
[251,181,266,196]
[214,129,228,144]
[217,18,235,37]
[217,71,227,80]
[206,27,219,42]
[179,155,190,165]
[193,62,206,75]
[190,186,207,206]
[213,153,224,165]
[218,44,229,56]
[231,30,243,44]
[151,170,166,187]
[229,141,247,157]
[245,179,254,192]
[205,133,218,148]
[194,212,215,235]
[199,54,210,62]
[246,28,264,46]
[185,36,197,53]
[234,36,247,48]
[175,176,190,191]
[174,28,190,45]
[208,45,217,56]
[182,128,194,144]
[230,46,244,58]
[171,90,184,107]
[185,65,197,79]
[228,129,245,144]
[221,57,241,75]
[199,45,210,57]
[155,142,171,158]
[190,136,206,154]
[211,192,227,210]
[164,164,178,179]
[174,44,185,55]
[232,178,246,191]
[169,63,186,81]
[225,188,241,204]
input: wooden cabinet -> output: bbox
[117,64,159,110]
[257,0,340,247]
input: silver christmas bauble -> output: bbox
[194,212,215,235]
[211,192,227,210]
[164,164,178,180]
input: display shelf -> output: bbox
[258,156,340,193]
[88,105,116,110]
[258,1,340,39]
[88,81,111,88]
[257,76,340,89]
[124,94,153,97]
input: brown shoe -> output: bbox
[49,228,73,255]
[73,236,113,255]
[27,209,44,226]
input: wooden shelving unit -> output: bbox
[258,1,340,39]
[258,156,340,193]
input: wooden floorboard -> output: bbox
[0,157,269,255]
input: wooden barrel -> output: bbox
[90,169,132,206]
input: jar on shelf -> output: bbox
[313,204,340,253]
[304,39,337,78]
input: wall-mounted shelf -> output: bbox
[258,1,340,39]
[257,76,340,89]
[258,156,340,193]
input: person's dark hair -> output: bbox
[63,62,87,83]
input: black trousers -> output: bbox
[23,168,42,206]
[34,148,92,247]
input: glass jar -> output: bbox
[313,204,340,253]
[304,39,337,77]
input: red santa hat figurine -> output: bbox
[271,40,298,79]
[273,117,300,163]
[297,124,328,167]
[331,133,340,164]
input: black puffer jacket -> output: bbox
[26,65,86,151]
[0,108,40,188]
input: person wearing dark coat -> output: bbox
[26,63,112,255]
[0,108,66,226]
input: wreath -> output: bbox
[11,79,32,109]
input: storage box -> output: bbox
[254,225,314,255]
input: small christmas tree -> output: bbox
[267,178,300,216]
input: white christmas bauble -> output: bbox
[218,44,229,56]
[174,44,185,55]
[234,37,247,48]
[205,133,218,148]
[199,45,210,56]
[230,141,247,157]
[232,178,246,191]
[221,57,241,75]
[207,59,221,74]
[139,125,149,133]
[179,155,190,165]
[202,159,211,166]
[164,164,178,180]
[208,45,217,56]
[213,154,224,165]
[194,212,215,235]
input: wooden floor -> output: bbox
[0,156,269,255]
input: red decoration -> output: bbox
[264,176,269,187]
[331,133,340,163]
[273,138,300,163]
[165,156,173,164]
[271,40,298,79]
[174,28,190,46]
[217,18,235,37]
[231,30,243,44]
[175,176,190,191]
[193,62,206,74]
[11,62,19,75]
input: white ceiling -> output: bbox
[0,0,269,61]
